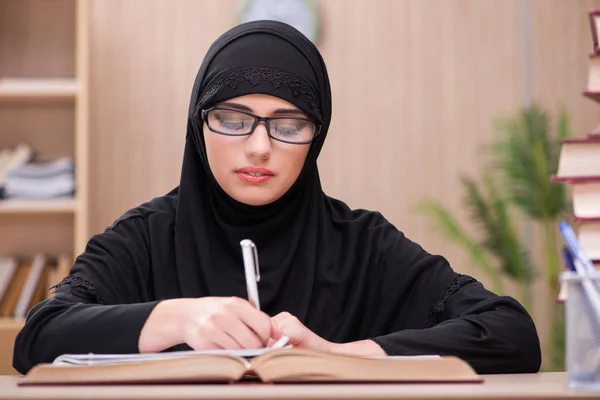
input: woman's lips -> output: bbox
[235,167,274,183]
[236,172,272,183]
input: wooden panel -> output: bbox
[528,0,600,360]
[0,318,23,375]
[87,1,524,279]
[531,0,600,136]
[85,1,598,314]
[88,0,238,232]
[0,215,73,258]
[0,0,76,78]
[74,0,90,256]
[316,0,523,284]
[0,104,74,158]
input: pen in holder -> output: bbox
[563,271,600,391]
[560,222,600,391]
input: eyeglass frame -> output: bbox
[198,106,322,145]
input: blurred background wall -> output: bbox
[87,0,600,352]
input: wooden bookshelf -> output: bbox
[0,0,89,374]
[0,318,24,376]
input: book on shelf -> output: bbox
[0,254,71,318]
[0,144,75,200]
[13,254,46,318]
[45,254,71,300]
[4,157,75,200]
[19,347,481,385]
[0,258,18,308]
[0,144,33,189]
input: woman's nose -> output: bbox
[245,121,271,160]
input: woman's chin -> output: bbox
[232,192,280,207]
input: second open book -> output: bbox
[20,347,482,385]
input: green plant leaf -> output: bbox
[491,105,569,220]
[416,200,503,294]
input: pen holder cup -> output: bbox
[562,271,600,391]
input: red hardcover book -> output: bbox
[552,175,600,183]
[583,90,600,104]
[561,136,600,144]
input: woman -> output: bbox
[13,21,541,375]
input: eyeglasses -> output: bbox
[200,107,321,145]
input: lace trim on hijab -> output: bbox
[198,67,321,119]
[51,274,106,305]
[427,274,477,327]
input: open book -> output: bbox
[20,348,481,385]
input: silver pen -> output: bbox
[240,239,261,310]
[240,239,290,349]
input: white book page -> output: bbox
[52,336,290,366]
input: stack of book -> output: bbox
[553,134,600,269]
[0,255,71,318]
[553,9,600,271]
[0,144,75,200]
[0,144,32,197]
[4,157,75,200]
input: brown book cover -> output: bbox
[0,261,31,317]
[13,254,46,318]
[0,258,18,304]
[19,348,482,385]
[583,90,600,104]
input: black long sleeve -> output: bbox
[13,216,161,375]
[372,281,541,374]
[12,196,542,376]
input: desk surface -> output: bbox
[1,372,599,400]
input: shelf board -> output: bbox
[0,318,24,329]
[0,198,76,214]
[0,78,79,101]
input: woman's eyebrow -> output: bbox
[272,108,306,116]
[218,102,307,117]
[219,102,253,111]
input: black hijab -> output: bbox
[175,20,333,316]
[174,21,450,341]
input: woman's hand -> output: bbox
[269,311,334,352]
[269,311,387,357]
[139,297,276,353]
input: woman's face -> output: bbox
[203,94,312,206]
